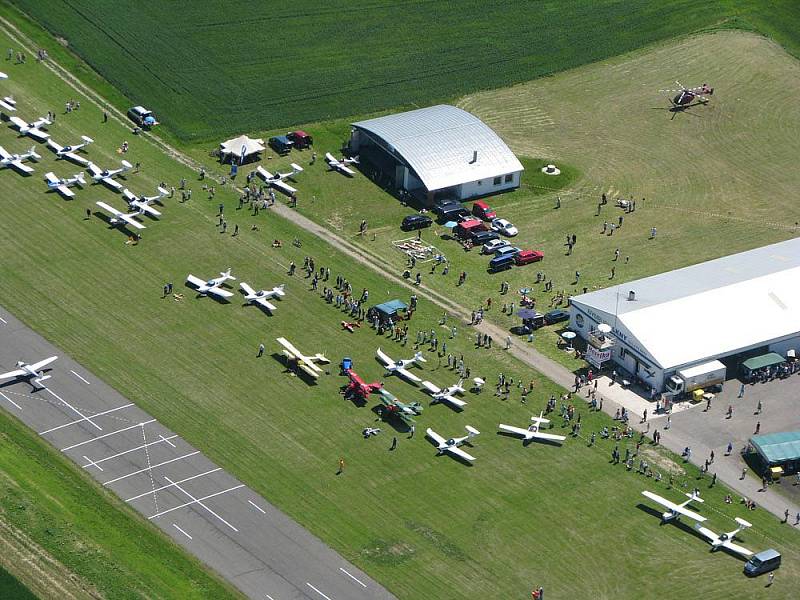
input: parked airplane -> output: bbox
[240,282,285,311]
[342,369,382,402]
[87,160,132,192]
[420,379,467,409]
[122,186,168,217]
[694,518,753,557]
[9,115,51,141]
[46,136,94,165]
[0,95,15,113]
[498,412,567,444]
[426,426,480,462]
[376,348,426,384]
[256,163,303,195]
[276,337,329,379]
[0,356,58,389]
[324,152,358,177]
[95,201,145,230]
[45,171,85,198]
[185,268,236,299]
[641,490,706,523]
[378,388,423,425]
[0,145,40,174]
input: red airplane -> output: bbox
[341,320,361,332]
[343,369,382,402]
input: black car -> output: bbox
[401,214,433,231]
[470,230,499,245]
[543,309,570,325]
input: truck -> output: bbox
[665,360,726,398]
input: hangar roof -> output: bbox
[352,105,523,191]
[571,237,800,370]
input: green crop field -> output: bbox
[0,565,36,600]
[0,21,799,600]
[7,0,800,141]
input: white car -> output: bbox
[491,218,518,237]
[482,239,508,254]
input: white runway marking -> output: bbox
[40,403,133,435]
[70,370,90,384]
[159,434,177,448]
[141,424,159,512]
[0,316,7,324]
[150,479,243,532]
[125,467,221,502]
[102,451,200,486]
[248,500,266,514]
[44,387,102,431]
[172,523,193,540]
[0,391,22,410]
[82,455,104,472]
[306,582,334,600]
[339,567,367,588]
[60,419,156,451]
[265,595,275,600]
[81,434,179,469]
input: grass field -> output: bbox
[0,25,799,600]
[0,565,36,600]
[9,0,800,141]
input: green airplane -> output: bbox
[377,389,423,425]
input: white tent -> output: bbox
[219,135,265,162]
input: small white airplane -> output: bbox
[0,71,15,113]
[376,348,426,384]
[240,282,285,311]
[0,145,40,174]
[324,152,358,177]
[46,136,94,165]
[426,426,480,462]
[0,356,58,389]
[185,269,236,299]
[87,160,132,192]
[498,412,567,444]
[44,171,85,198]
[694,518,754,557]
[256,163,303,195]
[122,187,168,217]
[641,490,706,523]
[9,115,51,141]
[95,201,146,230]
[276,337,329,379]
[420,379,467,409]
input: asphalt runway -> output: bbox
[0,305,396,600]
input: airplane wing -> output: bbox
[96,201,124,217]
[395,367,421,383]
[56,184,74,198]
[44,171,59,185]
[0,146,10,160]
[499,424,532,438]
[693,524,718,543]
[420,380,441,395]
[207,285,233,298]
[642,491,706,522]
[438,394,467,408]
[27,127,49,141]
[720,540,753,557]
[8,116,26,130]
[426,428,448,447]
[271,178,297,195]
[28,356,57,371]
[46,139,62,153]
[101,177,124,192]
[186,274,207,289]
[375,348,393,367]
[119,213,145,230]
[10,159,33,174]
[0,97,16,112]
[0,367,27,380]
[446,445,476,462]
[254,297,277,311]
[256,166,273,181]
[296,362,321,379]
[277,337,303,359]
[132,201,161,217]
[62,151,89,166]
[239,281,256,296]
[529,431,566,442]
[324,152,338,165]
[86,163,102,177]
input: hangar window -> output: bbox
[493,176,502,185]
[505,174,513,183]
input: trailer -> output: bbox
[665,360,726,398]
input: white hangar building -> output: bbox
[349,105,524,204]
[569,237,800,392]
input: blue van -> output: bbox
[744,549,781,576]
[488,253,514,272]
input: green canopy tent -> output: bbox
[741,352,785,378]
[750,431,800,475]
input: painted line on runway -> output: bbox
[248,500,266,514]
[0,316,7,324]
[339,567,367,588]
[159,434,177,448]
[60,419,156,451]
[0,391,22,410]
[172,523,193,540]
[40,403,134,435]
[70,370,90,385]
[141,424,160,513]
[81,434,179,469]
[102,451,199,486]
[265,595,275,600]
[44,387,102,431]
[150,480,243,532]
[126,467,221,502]
[306,582,334,600]
[82,455,104,472]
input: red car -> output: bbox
[515,250,544,265]
[287,130,313,149]
[472,200,497,221]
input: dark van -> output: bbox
[744,549,781,576]
[401,214,433,231]
[471,230,499,246]
[488,254,514,272]
[437,205,470,223]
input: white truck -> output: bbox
[665,360,726,398]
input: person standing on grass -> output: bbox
[390,436,397,451]
[337,457,345,474]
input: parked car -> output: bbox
[494,245,521,257]
[482,239,507,254]
[543,309,570,325]
[512,312,546,334]
[287,130,313,149]
[127,105,157,128]
[435,202,470,223]
[515,250,545,265]
[269,135,294,154]
[472,199,497,221]
[744,549,781,576]
[401,214,433,231]
[454,218,487,239]
[491,218,519,237]
[471,230,499,245]
[488,253,515,272]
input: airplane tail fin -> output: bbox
[465,425,480,437]
[81,135,94,144]
[75,172,86,186]
[687,490,704,503]
[157,186,169,196]
[290,163,304,173]
[734,517,752,530]
[413,351,427,363]
[121,160,133,169]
